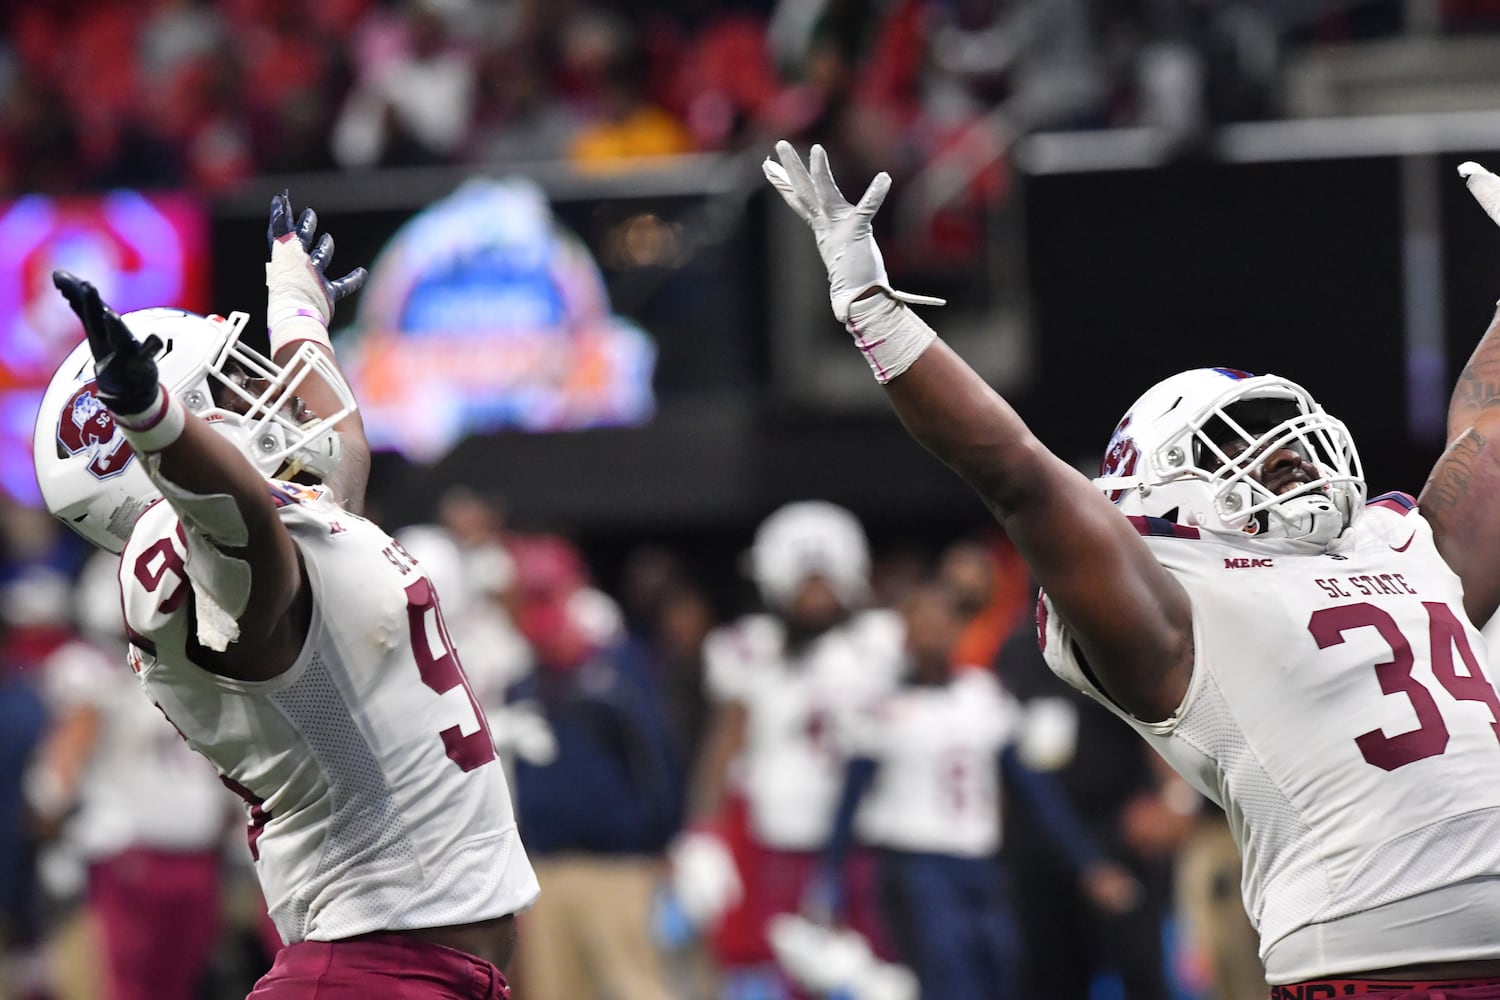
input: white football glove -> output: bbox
[763,141,945,323]
[1460,161,1500,226]
[766,913,919,1000]
[668,829,744,929]
[1016,696,1080,772]
[488,701,558,766]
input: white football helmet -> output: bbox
[34,307,356,554]
[1094,367,1364,546]
[750,500,871,610]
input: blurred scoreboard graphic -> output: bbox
[0,190,209,503]
[337,177,657,462]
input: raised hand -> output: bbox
[1460,161,1500,228]
[52,270,162,415]
[763,140,944,322]
[266,192,367,332]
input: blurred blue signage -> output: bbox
[340,177,656,461]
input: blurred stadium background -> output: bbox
[5,0,1500,998]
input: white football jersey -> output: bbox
[119,481,539,945]
[704,610,904,850]
[1042,495,1500,983]
[845,668,1019,857]
[41,638,230,858]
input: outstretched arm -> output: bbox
[765,143,1193,721]
[53,273,302,675]
[264,193,370,511]
[800,755,879,925]
[883,336,1194,719]
[53,199,366,679]
[24,702,101,839]
[667,702,749,931]
[1421,163,1500,628]
[1000,746,1144,914]
[683,701,748,826]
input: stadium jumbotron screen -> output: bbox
[336,176,657,462]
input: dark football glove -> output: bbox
[267,191,366,306]
[53,270,162,415]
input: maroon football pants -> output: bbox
[247,933,511,1000]
[1271,978,1500,999]
[88,848,221,1000]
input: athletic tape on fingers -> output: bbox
[1460,161,1500,226]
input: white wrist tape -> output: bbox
[115,386,186,452]
[266,235,333,356]
[845,293,938,383]
[1459,161,1500,226]
[269,312,334,357]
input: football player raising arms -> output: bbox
[33,196,538,1000]
[766,145,1500,999]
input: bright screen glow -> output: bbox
[0,190,210,504]
[339,177,656,462]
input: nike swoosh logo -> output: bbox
[1392,532,1416,553]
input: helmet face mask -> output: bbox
[34,308,356,553]
[1095,368,1365,546]
[199,330,352,482]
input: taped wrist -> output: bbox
[114,387,186,453]
[266,235,333,355]
[845,293,938,383]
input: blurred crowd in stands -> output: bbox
[5,0,1500,200]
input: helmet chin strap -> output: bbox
[278,429,342,482]
[1257,492,1348,546]
[208,408,343,484]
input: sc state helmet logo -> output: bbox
[57,384,135,480]
[1099,414,1140,504]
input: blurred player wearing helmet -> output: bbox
[674,500,905,997]
[24,550,236,1000]
[31,195,537,999]
[809,581,1139,1000]
[767,144,1500,997]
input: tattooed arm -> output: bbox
[1422,303,1500,626]
[1446,304,1500,439]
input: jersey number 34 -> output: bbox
[1310,601,1500,771]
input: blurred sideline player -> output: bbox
[1174,803,1265,1000]
[766,144,1500,998]
[31,195,537,999]
[674,501,904,998]
[936,538,1031,673]
[26,550,236,1000]
[505,533,683,1000]
[390,523,543,774]
[812,581,1140,1000]
[995,606,1197,1000]
[0,590,50,1000]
